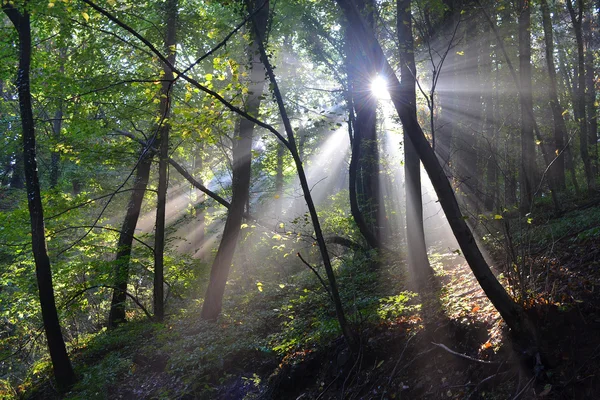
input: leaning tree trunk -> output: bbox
[3,4,76,390]
[108,151,154,327]
[153,0,178,323]
[336,0,539,351]
[200,0,269,321]
[397,0,432,284]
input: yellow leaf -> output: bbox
[274,194,280,199]
[82,12,89,21]
[256,282,263,292]
[279,284,285,289]
[48,2,55,7]
[494,214,503,220]
[456,51,465,56]
[107,0,116,5]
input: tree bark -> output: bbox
[567,0,594,191]
[541,0,567,192]
[482,17,498,211]
[583,7,598,181]
[518,0,536,212]
[108,151,154,327]
[335,0,538,350]
[153,0,178,323]
[344,2,381,250]
[201,0,269,321]
[3,5,76,390]
[397,0,432,283]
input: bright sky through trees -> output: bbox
[370,75,389,99]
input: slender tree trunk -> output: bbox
[398,0,432,283]
[518,0,535,212]
[3,5,76,390]
[583,8,598,181]
[541,0,567,191]
[556,36,581,194]
[567,0,594,191]
[252,21,356,352]
[201,0,269,321]
[153,0,178,323]
[108,152,154,327]
[482,19,498,211]
[457,18,480,206]
[336,0,539,350]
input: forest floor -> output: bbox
[19,198,600,400]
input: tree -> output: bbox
[201,0,270,321]
[345,23,381,250]
[2,3,76,390]
[335,0,539,351]
[153,0,178,323]
[567,0,595,191]
[397,0,432,283]
[541,0,568,192]
[518,0,535,212]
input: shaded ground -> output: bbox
[18,202,600,400]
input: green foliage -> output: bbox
[377,292,420,320]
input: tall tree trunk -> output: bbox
[153,0,178,323]
[541,0,568,191]
[583,7,598,181]
[556,36,581,194]
[567,0,594,191]
[3,5,76,390]
[253,18,356,352]
[457,17,480,207]
[398,0,432,283]
[200,0,269,321]
[336,0,539,351]
[344,0,381,249]
[482,18,498,211]
[518,0,535,212]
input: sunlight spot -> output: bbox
[371,75,389,99]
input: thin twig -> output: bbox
[297,252,332,300]
[431,342,499,364]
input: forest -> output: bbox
[0,0,599,398]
